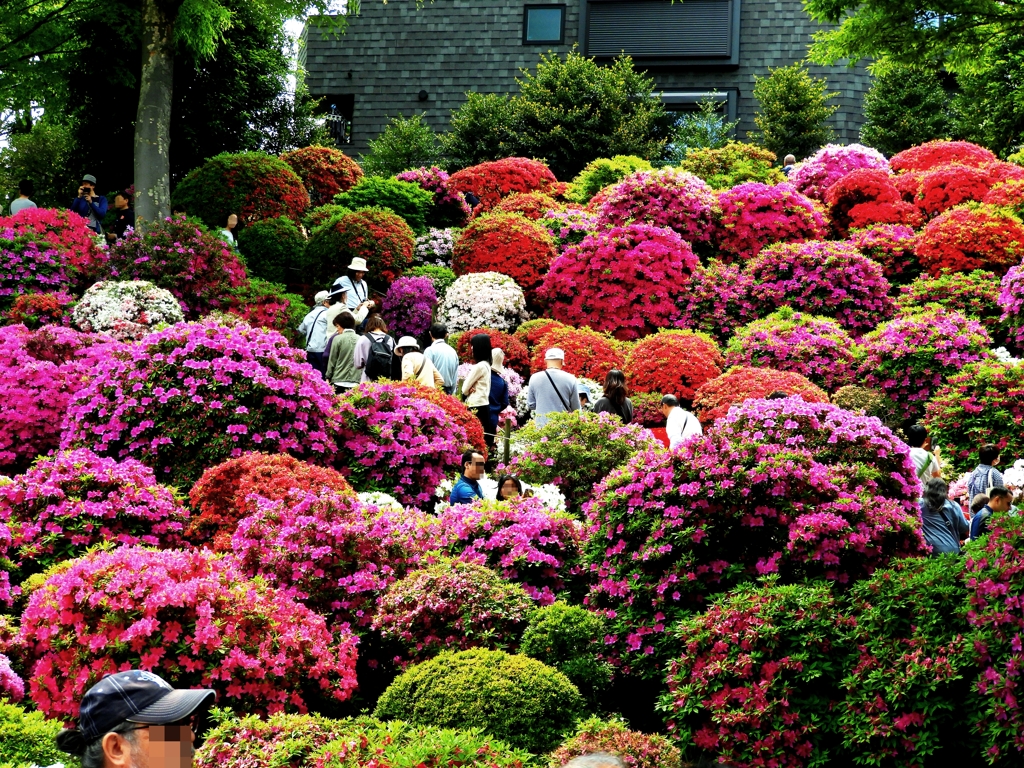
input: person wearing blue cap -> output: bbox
[55,669,216,768]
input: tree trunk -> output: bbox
[134,0,177,228]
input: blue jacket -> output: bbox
[449,475,484,504]
[70,195,109,231]
[488,371,509,426]
[970,505,994,540]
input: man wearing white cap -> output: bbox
[297,290,332,376]
[527,348,582,428]
[332,257,374,313]
[396,336,445,388]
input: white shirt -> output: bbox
[462,360,492,408]
[297,305,330,352]
[333,275,369,310]
[666,407,702,449]
[910,447,941,480]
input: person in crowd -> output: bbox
[578,382,592,410]
[464,191,481,209]
[919,477,970,555]
[354,314,396,382]
[495,474,523,501]
[297,290,332,376]
[488,348,511,447]
[971,493,990,516]
[398,336,445,388]
[220,213,239,247]
[325,310,361,394]
[766,390,790,400]
[662,394,702,449]
[450,449,486,504]
[967,443,1006,501]
[333,257,374,313]
[971,486,1013,540]
[10,179,36,214]
[55,669,216,768]
[593,369,633,424]
[328,285,370,327]
[70,174,108,234]
[425,322,459,395]
[907,424,942,482]
[106,190,135,243]
[561,754,626,768]
[781,154,798,176]
[527,348,581,428]
[462,334,493,441]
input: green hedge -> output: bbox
[237,215,305,283]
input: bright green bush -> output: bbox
[677,141,784,189]
[305,204,352,233]
[750,64,838,161]
[406,265,457,297]
[334,177,435,234]
[520,602,611,703]
[830,385,903,433]
[0,701,76,768]
[568,156,653,203]
[360,114,445,178]
[237,215,305,283]
[373,649,585,754]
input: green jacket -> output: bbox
[325,330,360,386]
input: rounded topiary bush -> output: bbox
[373,648,584,754]
[514,318,567,352]
[897,270,1005,340]
[196,712,354,768]
[713,182,826,261]
[568,155,653,204]
[492,191,563,221]
[693,366,829,423]
[335,177,435,234]
[236,215,305,283]
[381,276,438,340]
[789,143,890,201]
[305,204,352,233]
[521,605,611,702]
[847,224,919,284]
[396,166,472,229]
[171,151,310,228]
[448,158,560,213]
[623,330,724,401]
[413,226,458,268]
[224,278,307,339]
[0,701,71,767]
[4,291,75,329]
[824,168,922,235]
[438,272,528,333]
[528,325,624,379]
[916,204,1024,277]
[550,717,681,768]
[280,145,363,205]
[907,163,1007,216]
[890,140,997,173]
[303,207,415,288]
[61,318,339,487]
[71,279,183,340]
[407,265,457,298]
[452,213,557,297]
[673,259,757,344]
[830,385,902,432]
[678,142,783,190]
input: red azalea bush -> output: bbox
[280,145,363,205]
[745,241,895,334]
[492,192,563,220]
[713,182,826,261]
[916,204,1024,276]
[984,178,1024,216]
[529,326,625,379]
[541,223,699,341]
[406,384,488,457]
[623,330,723,401]
[847,224,920,283]
[5,207,105,276]
[225,279,305,338]
[455,328,530,374]
[448,158,560,213]
[909,163,1004,216]
[187,452,355,549]
[693,366,829,423]
[15,546,359,719]
[452,213,557,296]
[898,270,1005,340]
[824,168,923,235]
[396,166,472,229]
[303,207,414,287]
[514,319,567,352]
[673,259,757,344]
[4,291,75,329]
[890,140,997,173]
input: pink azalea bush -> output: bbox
[673,259,756,343]
[0,653,24,701]
[61,318,338,486]
[14,546,359,719]
[713,182,827,261]
[540,223,698,341]
[847,224,920,284]
[789,144,890,200]
[381,276,438,340]
[999,264,1024,350]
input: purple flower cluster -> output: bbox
[539,208,601,250]
[396,166,472,228]
[0,652,24,701]
[673,259,757,343]
[381,276,438,339]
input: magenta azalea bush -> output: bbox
[583,397,926,675]
[745,240,895,334]
[61,318,338,486]
[539,208,600,250]
[673,259,756,344]
[999,263,1024,350]
[848,224,920,284]
[15,546,359,720]
[381,276,438,340]
[333,381,467,506]
[396,166,472,229]
[789,144,890,200]
[713,182,826,261]
[0,652,24,701]
[540,223,698,340]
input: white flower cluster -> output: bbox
[438,272,528,333]
[72,280,184,341]
[1001,458,1024,492]
[414,227,459,267]
[356,490,405,512]
[993,347,1022,365]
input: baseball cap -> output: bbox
[314,290,330,303]
[82,174,97,184]
[545,348,565,360]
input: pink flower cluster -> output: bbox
[713,182,826,261]
[848,224,920,283]
[999,264,1024,350]
[0,652,24,701]
[789,143,890,200]
[673,259,757,343]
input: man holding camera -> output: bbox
[70,174,109,234]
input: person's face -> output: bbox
[227,214,238,230]
[464,454,485,480]
[661,404,672,418]
[991,494,1012,512]
[115,194,128,209]
[102,721,196,768]
[500,479,520,499]
[353,270,366,281]
[81,181,94,194]
[580,395,590,407]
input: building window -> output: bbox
[524,5,566,44]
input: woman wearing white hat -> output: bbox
[332,257,374,313]
[397,336,445,388]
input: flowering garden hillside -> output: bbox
[4,139,1024,768]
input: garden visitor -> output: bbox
[328,285,370,326]
[462,334,493,443]
[495,474,523,500]
[967,443,1006,500]
[593,369,634,424]
[10,179,36,214]
[220,213,239,247]
[333,257,373,312]
[662,394,702,449]
[578,382,592,410]
[325,310,361,394]
[426,322,459,395]
[971,493,990,515]
[971,486,1013,540]
[354,314,396,382]
[54,669,216,768]
[489,348,511,446]
[782,154,798,176]
[919,477,969,555]
[70,174,108,234]
[398,336,445,388]
[106,190,135,243]
[561,754,626,768]
[527,348,581,428]
[297,290,332,376]
[907,424,942,482]
[450,449,486,503]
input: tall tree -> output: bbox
[750,64,837,161]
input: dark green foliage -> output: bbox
[950,35,1024,157]
[440,93,523,170]
[237,216,305,283]
[302,207,414,289]
[0,701,77,768]
[360,114,444,177]
[305,204,352,233]
[750,64,838,161]
[860,65,952,157]
[334,177,434,234]
[0,123,78,211]
[406,266,457,298]
[520,602,611,705]
[664,98,740,163]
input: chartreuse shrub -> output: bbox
[373,648,585,754]
[236,215,305,283]
[549,717,680,768]
[678,141,784,189]
[304,204,352,233]
[196,710,355,767]
[406,265,457,297]
[0,700,75,768]
[831,386,902,433]
[568,156,653,204]
[334,177,435,234]
[520,603,611,704]
[897,270,1006,342]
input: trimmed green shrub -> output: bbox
[520,603,611,703]
[305,204,352,233]
[407,265,457,297]
[334,177,435,234]
[549,717,681,768]
[196,709,353,767]
[678,141,785,189]
[750,64,838,161]
[666,98,740,163]
[568,156,653,204]
[373,649,585,754]
[360,114,445,178]
[831,385,903,433]
[237,215,305,283]
[0,701,76,768]
[303,207,415,288]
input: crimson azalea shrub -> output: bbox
[713,182,826,261]
[304,207,415,287]
[622,330,723,401]
[583,397,925,675]
[514,318,567,352]
[745,240,895,334]
[529,326,624,379]
[984,178,1024,217]
[848,224,920,283]
[15,546,359,719]
[382,276,437,340]
[396,166,472,229]
[187,452,355,548]
[897,270,1005,340]
[333,381,466,506]
[448,158,560,213]
[224,278,307,339]
[595,168,719,248]
[550,717,681,768]
[824,168,923,235]
[677,142,783,190]
[858,307,991,421]
[335,177,435,235]
[916,204,1024,276]
[452,213,557,296]
[541,223,699,341]
[693,366,829,423]
[520,604,611,702]
[4,291,74,329]
[372,648,584,754]
[630,392,666,427]
[673,258,757,344]
[4,207,106,278]
[454,328,530,374]
[568,155,654,204]
[789,143,890,201]
[908,163,1005,216]
[405,384,488,457]
[280,145,363,205]
[660,582,850,768]
[236,215,305,284]
[171,151,310,228]
[372,560,535,661]
[61,318,339,487]
[723,307,858,392]
[492,191,563,220]
[890,140,997,173]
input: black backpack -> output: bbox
[364,333,394,381]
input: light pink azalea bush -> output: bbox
[789,144,890,201]
[0,652,24,701]
[713,182,827,261]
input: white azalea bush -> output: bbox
[72,280,184,341]
[414,227,459,267]
[438,272,528,333]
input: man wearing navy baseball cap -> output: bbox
[55,670,216,768]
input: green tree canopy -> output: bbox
[860,63,952,156]
[750,63,837,161]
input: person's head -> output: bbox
[603,369,628,405]
[461,449,485,480]
[17,179,33,198]
[366,315,388,334]
[561,754,626,768]
[348,257,368,281]
[971,493,990,514]
[491,348,505,372]
[334,311,356,331]
[766,391,789,400]
[225,213,238,231]
[55,670,215,768]
[988,486,1013,512]
[906,424,929,449]
[114,191,132,210]
[980,443,1001,466]
[81,174,97,193]
[430,322,447,340]
[544,347,565,369]
[314,290,330,307]
[471,333,492,364]
[578,382,591,407]
[661,394,679,418]
[329,285,348,305]
[922,477,949,513]
[496,475,523,500]
[397,336,420,355]
[784,154,797,166]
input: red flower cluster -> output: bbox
[713,182,826,261]
[907,164,1004,216]
[825,169,923,235]
[492,192,564,221]
[406,383,489,458]
[452,213,557,296]
[280,145,363,206]
[984,178,1024,214]
[693,366,828,423]
[624,330,724,402]
[916,204,1024,276]
[514,318,568,352]
[4,291,74,329]
[890,140,998,173]
[306,208,415,285]
[449,158,559,212]
[529,325,625,380]
[455,328,531,374]
[848,224,920,284]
